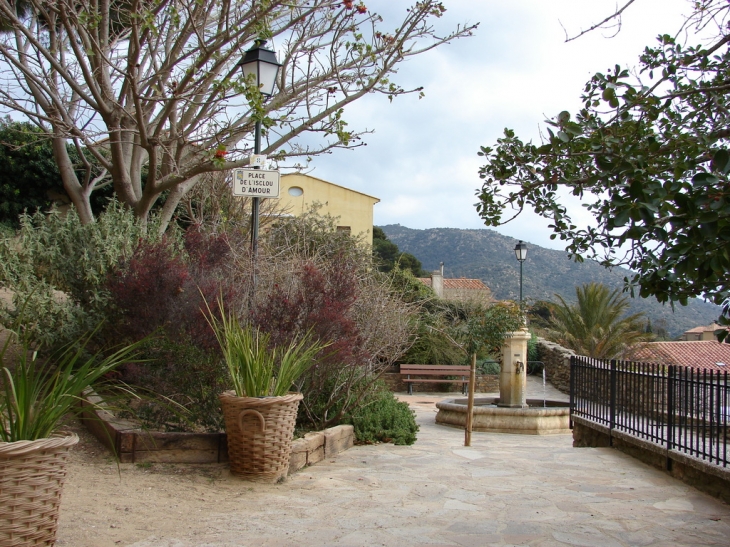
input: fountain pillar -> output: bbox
[498,328,530,408]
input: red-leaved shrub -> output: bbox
[252,256,372,429]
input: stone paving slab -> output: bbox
[58,385,729,547]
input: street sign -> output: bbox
[249,154,267,167]
[232,168,280,198]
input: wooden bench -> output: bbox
[399,364,471,395]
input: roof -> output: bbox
[628,341,730,372]
[281,173,380,203]
[418,278,489,290]
[683,323,727,334]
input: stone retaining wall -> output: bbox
[573,416,730,504]
[382,372,499,394]
[536,338,574,394]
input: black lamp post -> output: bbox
[238,40,281,291]
[514,240,528,305]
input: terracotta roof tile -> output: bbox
[628,341,730,372]
[443,278,489,290]
[416,278,489,290]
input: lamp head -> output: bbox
[239,40,281,97]
[514,240,528,262]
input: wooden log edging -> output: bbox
[78,391,354,474]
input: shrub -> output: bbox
[346,384,419,445]
[476,359,500,375]
[104,237,188,342]
[0,202,165,349]
[252,257,374,429]
[527,330,539,363]
[103,227,244,348]
[118,337,229,433]
[251,216,417,431]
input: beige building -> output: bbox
[681,323,728,341]
[276,173,380,244]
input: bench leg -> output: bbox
[408,383,413,396]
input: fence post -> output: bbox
[666,365,674,471]
[609,359,616,446]
[569,356,575,429]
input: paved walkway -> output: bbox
[58,378,730,547]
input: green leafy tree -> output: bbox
[547,283,652,359]
[0,1,475,229]
[373,226,426,277]
[0,119,111,228]
[475,0,730,330]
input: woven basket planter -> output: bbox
[219,391,302,483]
[0,434,79,547]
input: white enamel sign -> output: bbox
[232,168,280,198]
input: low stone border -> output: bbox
[78,391,354,475]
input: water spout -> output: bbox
[542,368,546,408]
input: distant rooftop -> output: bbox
[629,341,730,372]
[418,277,489,290]
[681,323,729,342]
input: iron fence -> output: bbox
[570,356,729,467]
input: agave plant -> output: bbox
[205,298,327,398]
[0,326,142,442]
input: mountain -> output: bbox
[379,224,719,339]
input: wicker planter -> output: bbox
[219,391,302,483]
[0,434,79,547]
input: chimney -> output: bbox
[432,265,444,298]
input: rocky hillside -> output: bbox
[380,224,719,339]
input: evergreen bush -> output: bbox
[346,384,418,445]
[0,202,165,349]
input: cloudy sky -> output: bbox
[297,0,692,250]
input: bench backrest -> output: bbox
[400,364,471,375]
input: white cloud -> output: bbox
[308,0,692,249]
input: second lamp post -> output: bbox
[514,240,527,306]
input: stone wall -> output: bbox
[536,338,574,394]
[288,425,354,475]
[382,372,499,394]
[573,417,730,504]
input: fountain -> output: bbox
[435,329,571,435]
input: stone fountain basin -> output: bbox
[435,397,571,435]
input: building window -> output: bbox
[288,186,304,197]
[336,226,351,235]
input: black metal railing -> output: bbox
[571,356,729,467]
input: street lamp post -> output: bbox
[238,40,281,294]
[514,240,528,306]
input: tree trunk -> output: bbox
[51,137,95,224]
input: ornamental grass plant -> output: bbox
[0,324,142,442]
[205,297,327,398]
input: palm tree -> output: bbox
[547,283,652,359]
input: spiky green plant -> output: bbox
[205,298,327,398]
[0,326,143,442]
[547,282,652,359]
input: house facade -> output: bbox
[276,173,380,244]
